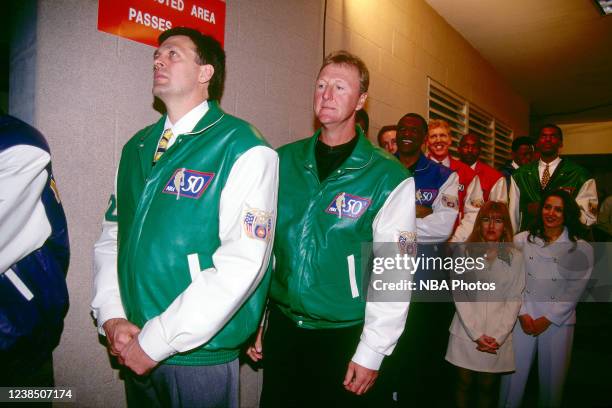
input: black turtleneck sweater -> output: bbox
[315,135,359,182]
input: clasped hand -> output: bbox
[102,318,157,375]
[518,314,551,336]
[476,334,499,354]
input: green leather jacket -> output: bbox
[271,128,413,330]
[116,101,274,365]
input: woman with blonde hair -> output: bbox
[446,201,525,407]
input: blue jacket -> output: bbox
[0,114,69,376]
[411,153,454,208]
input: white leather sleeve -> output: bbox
[351,177,416,370]
[0,145,51,274]
[91,168,125,334]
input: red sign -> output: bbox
[98,0,226,48]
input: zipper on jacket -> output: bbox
[293,168,323,314]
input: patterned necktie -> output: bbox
[541,164,550,189]
[153,128,173,164]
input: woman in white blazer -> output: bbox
[499,189,593,408]
[446,201,525,407]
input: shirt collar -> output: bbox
[538,156,561,172]
[430,155,450,167]
[163,100,209,136]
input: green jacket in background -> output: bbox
[512,159,591,231]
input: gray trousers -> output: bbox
[125,359,239,408]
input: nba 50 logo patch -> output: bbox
[162,168,215,199]
[325,192,371,219]
[416,188,438,204]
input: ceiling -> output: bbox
[426,0,612,122]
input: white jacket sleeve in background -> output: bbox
[451,175,483,242]
[488,176,508,204]
[417,172,459,243]
[575,178,598,226]
[509,176,522,234]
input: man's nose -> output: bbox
[322,86,332,100]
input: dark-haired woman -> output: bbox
[499,189,593,407]
[446,201,524,407]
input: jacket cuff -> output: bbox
[467,330,481,342]
[96,303,127,336]
[351,341,385,370]
[545,312,567,327]
[138,317,177,362]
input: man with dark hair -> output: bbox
[499,136,534,180]
[458,132,507,202]
[356,108,369,135]
[395,113,458,242]
[509,123,597,232]
[157,27,226,101]
[0,113,69,387]
[377,124,398,154]
[499,136,534,194]
[92,27,278,407]
[379,112,458,405]
[249,51,416,407]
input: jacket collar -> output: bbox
[393,152,429,172]
[137,100,225,176]
[414,153,431,172]
[183,100,225,136]
[302,126,374,174]
[531,226,569,244]
[138,100,225,144]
